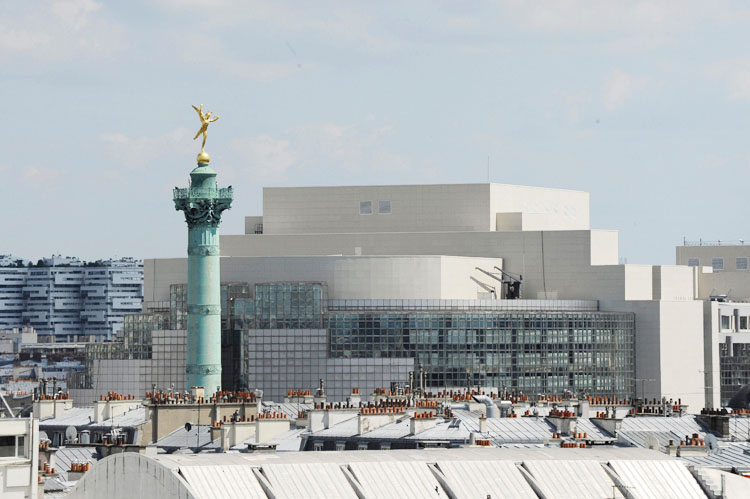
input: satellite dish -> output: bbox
[65,426,78,444]
[184,422,192,433]
[39,431,49,442]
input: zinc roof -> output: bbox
[680,442,750,471]
[155,424,215,450]
[347,460,444,499]
[462,416,556,443]
[235,428,306,451]
[608,459,707,499]
[39,406,147,428]
[728,417,750,441]
[261,401,313,423]
[524,459,623,499]
[405,421,471,442]
[619,415,706,438]
[261,463,357,499]
[618,430,681,451]
[54,446,98,481]
[311,417,359,438]
[358,419,411,440]
[436,459,537,498]
[576,417,615,441]
[178,464,267,499]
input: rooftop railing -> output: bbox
[682,238,747,247]
[173,187,233,200]
[327,298,600,312]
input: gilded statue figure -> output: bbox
[192,104,219,152]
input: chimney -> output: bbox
[478,414,487,433]
[347,388,361,406]
[409,412,438,435]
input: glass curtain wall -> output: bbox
[237,282,636,399]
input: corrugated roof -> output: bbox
[179,464,267,499]
[524,459,622,499]
[609,459,707,499]
[436,460,537,499]
[261,463,358,499]
[348,461,445,499]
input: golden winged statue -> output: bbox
[192,104,219,153]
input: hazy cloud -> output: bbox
[231,135,297,181]
[0,164,65,189]
[229,119,409,182]
[499,0,748,51]
[707,59,750,101]
[100,128,194,168]
[0,0,125,61]
[601,69,650,111]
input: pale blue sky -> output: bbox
[2,1,750,264]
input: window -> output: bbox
[712,258,724,271]
[740,316,748,330]
[359,201,372,215]
[687,258,699,267]
[721,315,731,330]
[378,200,391,214]
[0,435,25,458]
[737,258,748,271]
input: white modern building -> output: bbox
[677,241,750,407]
[133,183,708,410]
[0,257,143,341]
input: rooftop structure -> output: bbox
[676,242,750,407]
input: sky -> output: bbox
[2,0,750,264]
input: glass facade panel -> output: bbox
[237,282,636,399]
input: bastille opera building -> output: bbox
[74,183,708,410]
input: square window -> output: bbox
[687,258,699,267]
[737,258,748,271]
[359,201,372,215]
[712,258,724,271]
[378,200,391,214]
[721,315,731,330]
